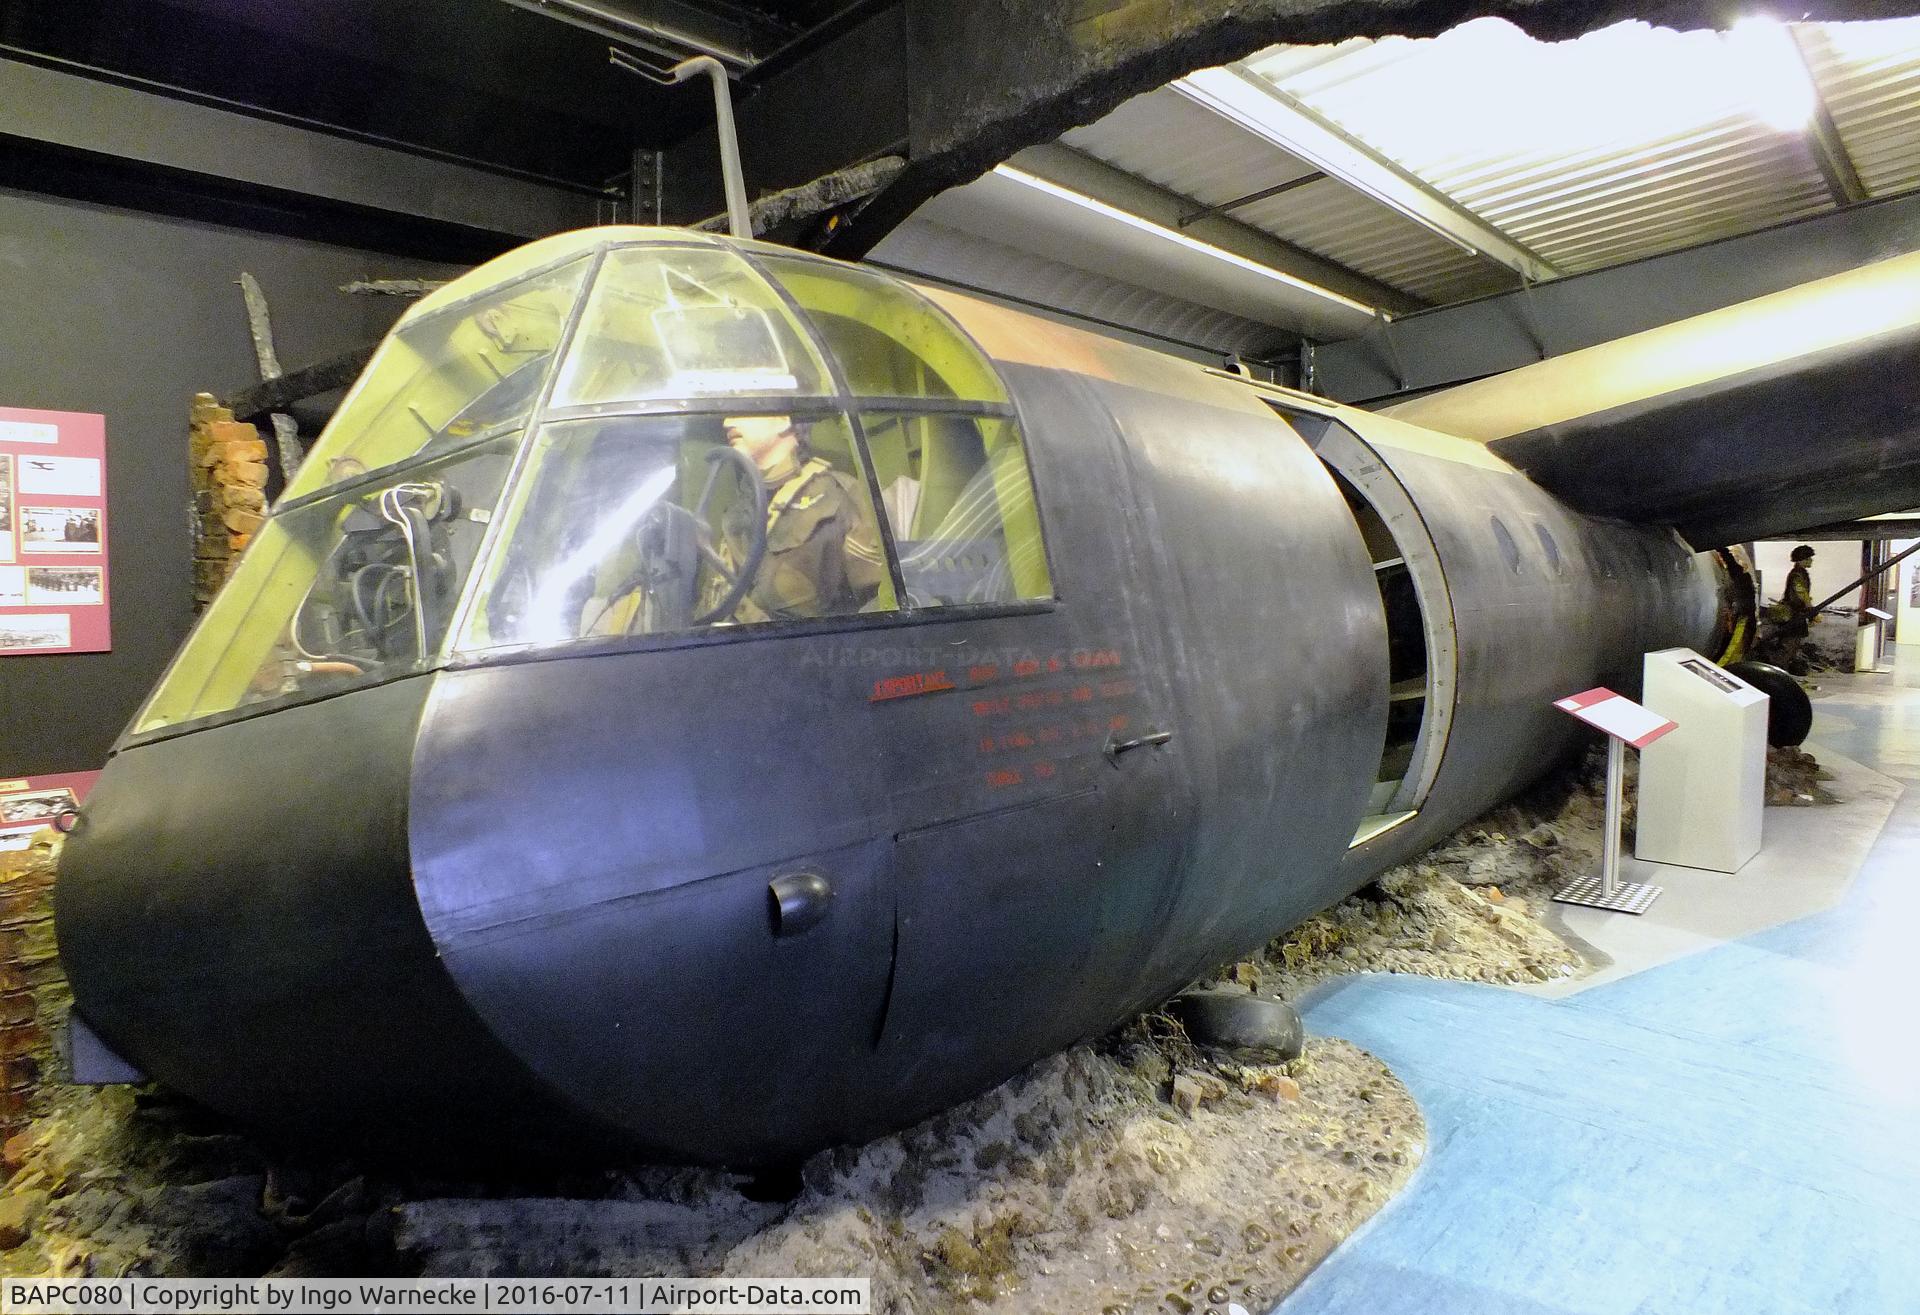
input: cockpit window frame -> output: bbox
[116,235,1061,752]
[740,247,912,617]
[281,252,597,505]
[740,245,1058,615]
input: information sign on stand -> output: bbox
[1550,687,1677,915]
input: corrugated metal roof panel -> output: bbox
[1062,84,1508,303]
[1239,18,1843,275]
[911,166,1378,336]
[1061,86,1319,206]
[872,15,1918,342]
[869,218,1296,361]
[1240,179,1512,304]
[1798,17,1920,197]
[1463,121,1833,270]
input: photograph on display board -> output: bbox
[0,453,12,563]
[0,409,109,655]
[19,505,101,552]
[0,613,70,650]
[0,787,77,825]
[27,565,103,605]
[17,454,102,498]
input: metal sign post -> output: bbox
[1550,687,1676,915]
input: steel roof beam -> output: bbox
[1807,103,1871,207]
[1011,144,1422,316]
[1309,189,1920,402]
[659,0,1915,261]
[0,57,602,245]
[1793,515,1920,541]
[1176,171,1326,228]
[1786,23,1870,208]
[495,0,789,70]
[1175,66,1562,286]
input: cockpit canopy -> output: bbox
[133,229,1053,738]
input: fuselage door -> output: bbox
[864,365,1193,1119]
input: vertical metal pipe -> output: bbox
[1602,735,1624,898]
[673,55,751,239]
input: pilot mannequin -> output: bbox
[715,414,886,622]
[587,415,886,635]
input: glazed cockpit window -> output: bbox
[130,231,1058,740]
[134,439,517,733]
[757,255,1010,402]
[282,258,590,503]
[549,247,832,409]
[859,413,1052,607]
[460,412,897,652]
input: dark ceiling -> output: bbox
[0,0,880,188]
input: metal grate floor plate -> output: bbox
[1553,875,1664,915]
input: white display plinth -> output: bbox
[1856,619,1881,673]
[1900,556,1920,647]
[1635,648,1767,873]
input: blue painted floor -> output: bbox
[1281,662,1920,1315]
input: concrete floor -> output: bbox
[1525,745,1900,999]
[1279,654,1920,1315]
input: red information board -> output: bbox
[0,406,110,655]
[1553,686,1678,748]
[0,770,98,848]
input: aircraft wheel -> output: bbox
[1166,989,1304,1062]
[1727,660,1814,747]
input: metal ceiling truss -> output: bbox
[1308,188,1920,402]
[496,0,787,73]
[1010,143,1419,316]
[0,57,602,250]
[644,0,1919,264]
[1174,66,1562,285]
[1175,170,1327,228]
[1786,22,1871,206]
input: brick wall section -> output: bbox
[0,836,66,1138]
[190,393,270,610]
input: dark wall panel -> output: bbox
[0,186,461,775]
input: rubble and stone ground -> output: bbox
[1804,614,1859,674]
[0,742,1838,1311]
[1,1035,1419,1315]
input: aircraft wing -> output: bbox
[1381,249,1920,549]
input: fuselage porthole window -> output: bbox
[1491,514,1524,575]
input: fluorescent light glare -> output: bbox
[528,464,678,644]
[1817,13,1920,64]
[1724,16,1818,132]
[990,165,1379,318]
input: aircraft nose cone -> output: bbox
[56,676,580,1153]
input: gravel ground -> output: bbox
[1804,616,1858,673]
[2,1031,1420,1315]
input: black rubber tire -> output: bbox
[1727,660,1813,747]
[1165,989,1305,1062]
